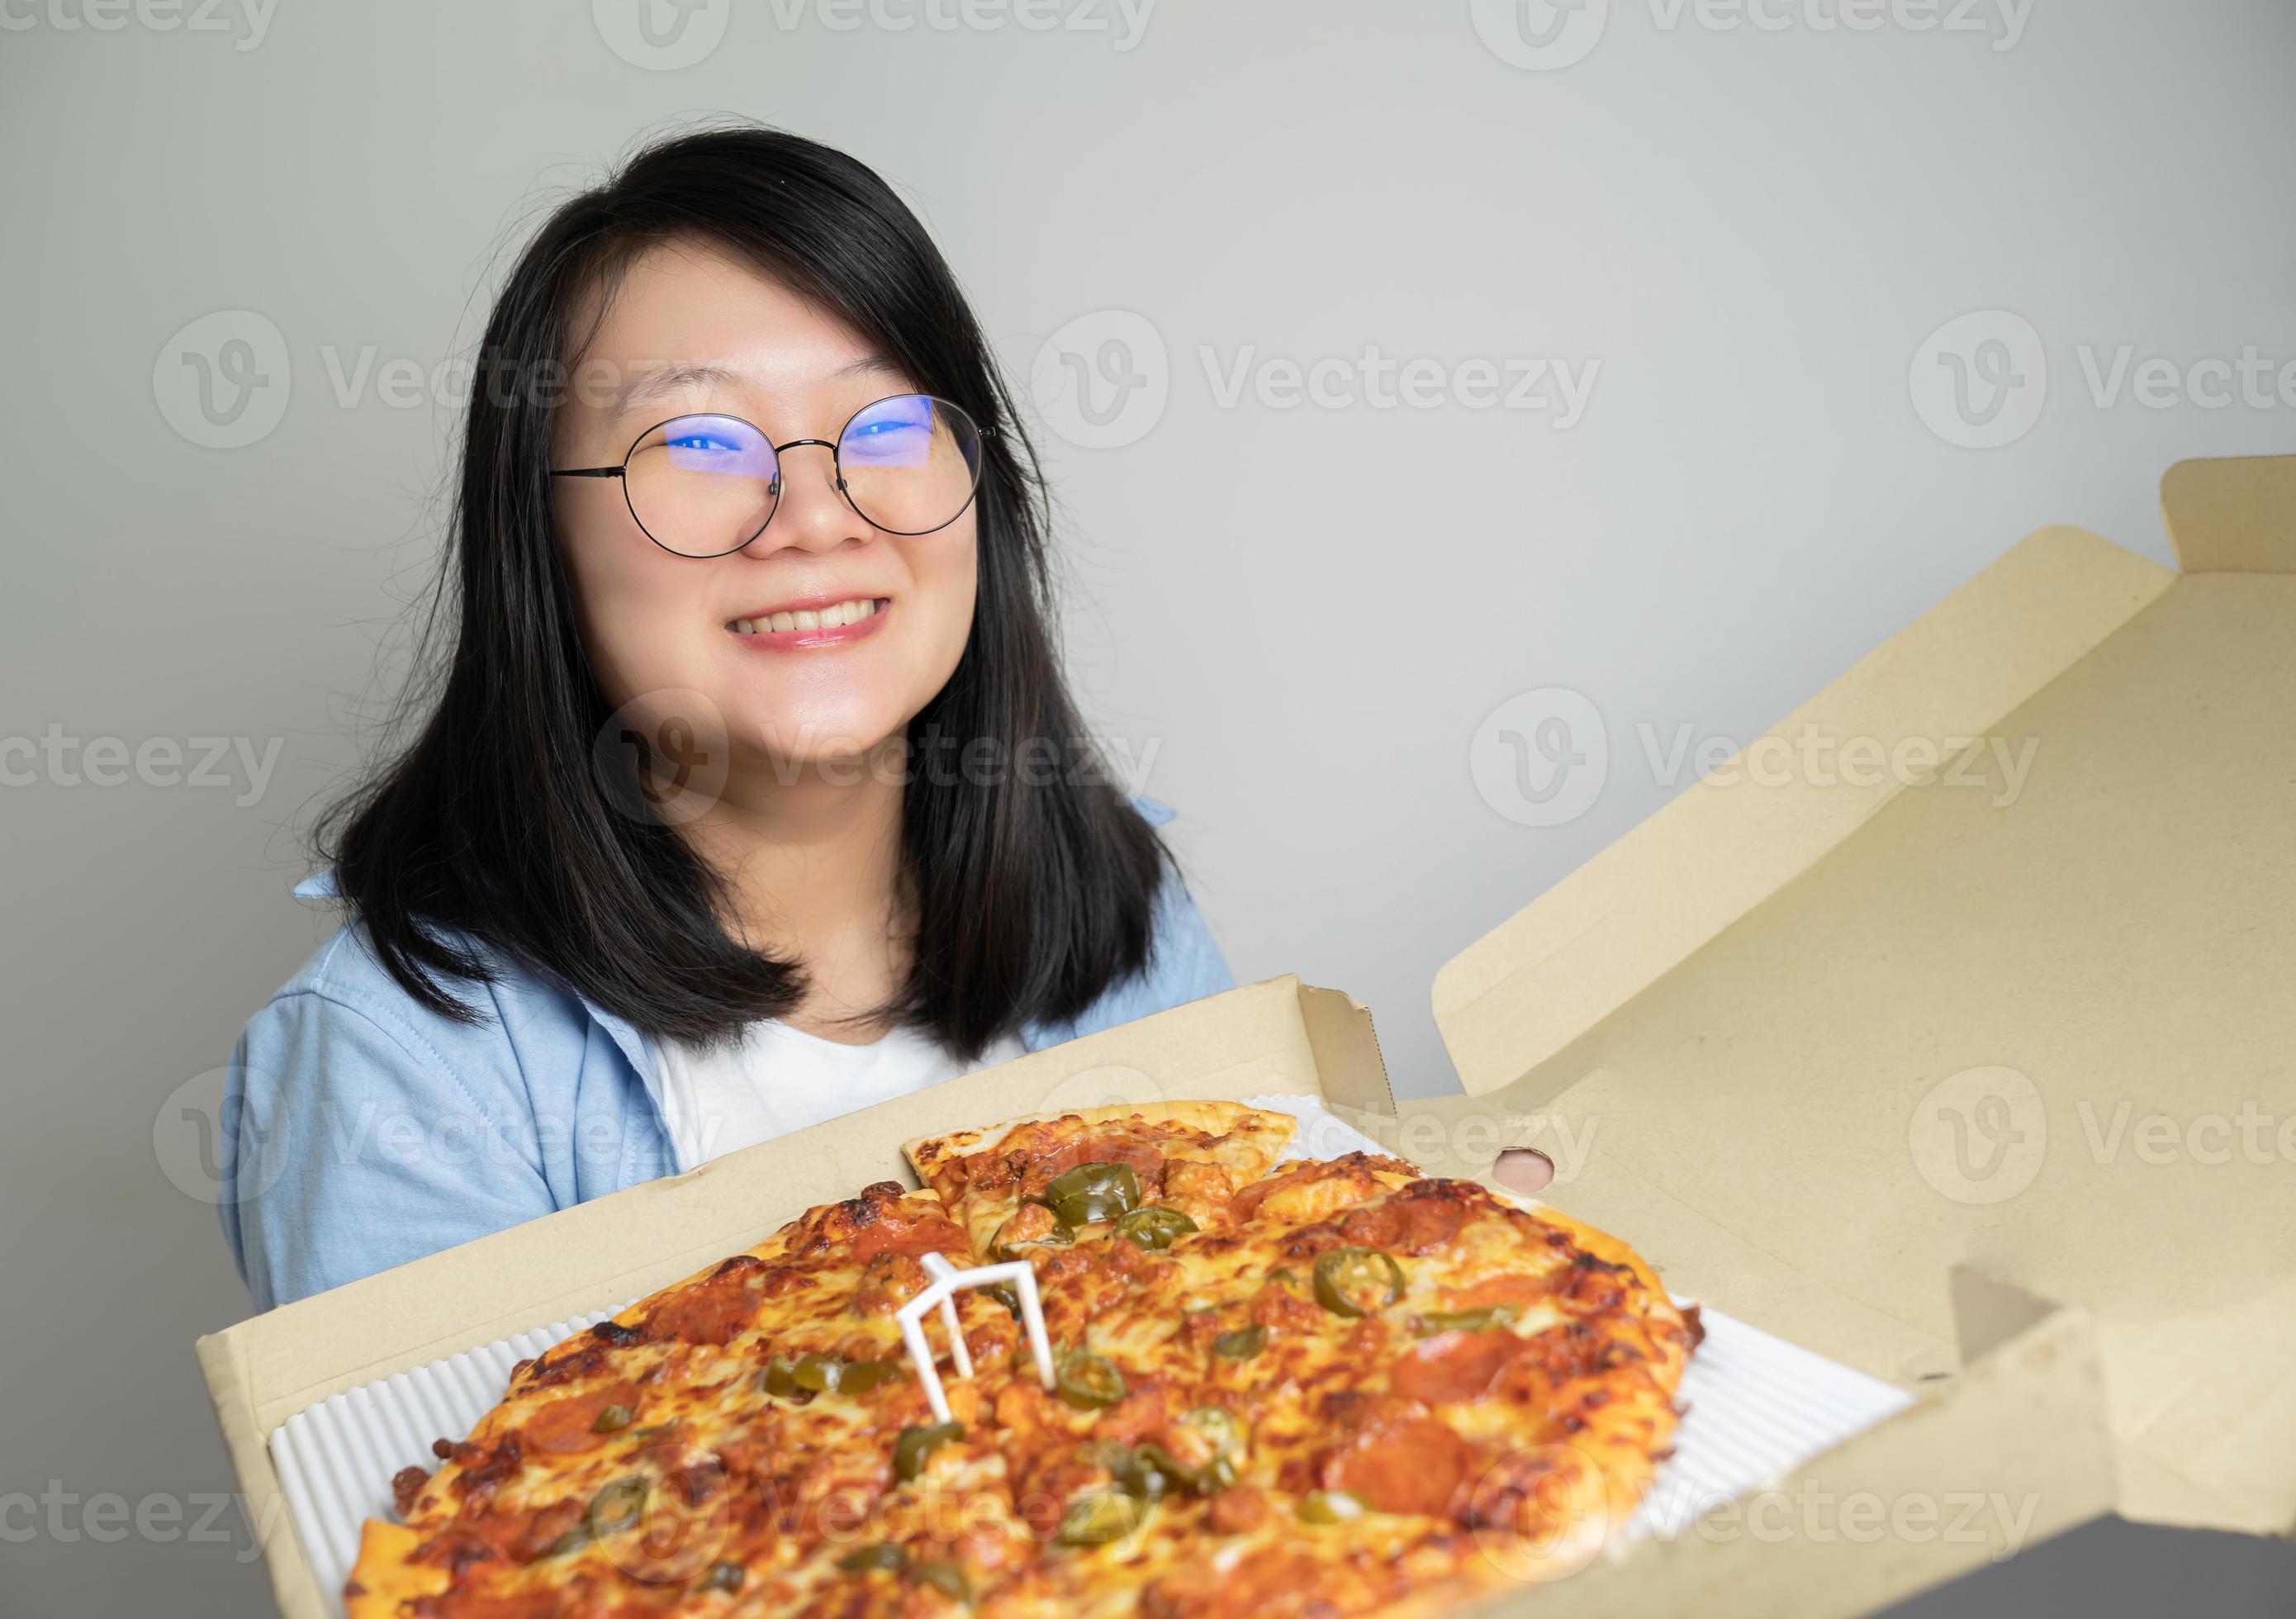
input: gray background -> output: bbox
[4,0,2294,1613]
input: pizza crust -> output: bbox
[901,1097,1297,1184]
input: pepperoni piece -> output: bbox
[518,1379,641,1455]
[1388,1331,1524,1406]
[645,1255,766,1345]
[1393,1195,1470,1254]
[1018,1136,1169,1201]
[1207,1487,1274,1537]
[1321,1417,1469,1517]
[850,1206,970,1263]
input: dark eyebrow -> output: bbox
[603,361,746,417]
[833,353,904,382]
[601,354,904,418]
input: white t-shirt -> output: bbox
[652,1018,1027,1172]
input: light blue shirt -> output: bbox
[217,796,1232,1311]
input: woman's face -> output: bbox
[553,239,979,781]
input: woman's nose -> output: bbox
[755,442,866,553]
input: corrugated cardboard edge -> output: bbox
[1431,525,2176,1100]
[196,974,1391,1619]
[2161,453,2296,573]
[197,1327,326,1619]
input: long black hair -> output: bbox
[318,123,1168,1058]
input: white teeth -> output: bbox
[736,599,882,634]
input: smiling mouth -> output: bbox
[728,597,888,635]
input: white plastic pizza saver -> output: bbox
[897,1252,1056,1423]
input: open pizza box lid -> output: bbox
[1399,452,2296,1611]
[197,453,2295,1619]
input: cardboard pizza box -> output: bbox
[196,453,2296,1618]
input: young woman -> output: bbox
[219,126,1232,1311]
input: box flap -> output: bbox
[1429,468,2296,1537]
[2161,453,2296,573]
[1432,525,2173,1100]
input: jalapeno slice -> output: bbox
[1055,1347,1127,1409]
[591,1403,633,1434]
[1112,1206,1198,1251]
[908,1560,973,1601]
[837,1542,908,1574]
[588,1476,648,1536]
[990,1212,1075,1263]
[789,1352,902,1396]
[893,1421,965,1483]
[1412,1303,1520,1337]
[1042,1161,1141,1226]
[1297,1488,1368,1525]
[1128,1443,1190,1495]
[759,1357,803,1399]
[1211,1324,1267,1360]
[1312,1246,1405,1317]
[1056,1488,1150,1545]
[700,1561,745,1593]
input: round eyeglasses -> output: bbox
[551,393,989,558]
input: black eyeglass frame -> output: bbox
[550,392,994,558]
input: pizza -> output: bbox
[345,1101,1700,1619]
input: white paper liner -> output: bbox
[272,1095,1913,1612]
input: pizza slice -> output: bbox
[345,1182,1032,1618]
[966,1156,1698,1618]
[901,1099,1300,1273]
